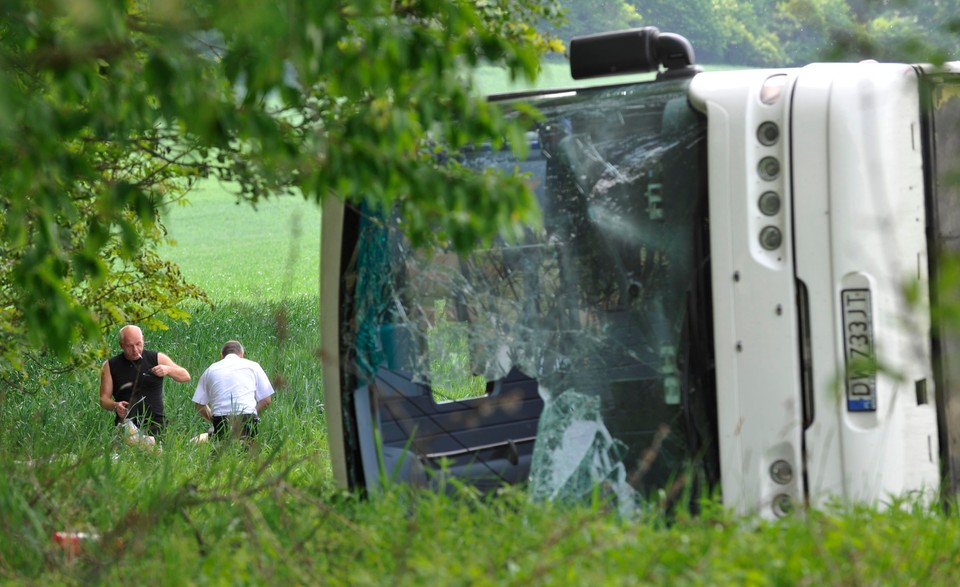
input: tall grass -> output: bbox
[5,454,960,585]
[0,178,337,583]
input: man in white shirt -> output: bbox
[192,340,274,440]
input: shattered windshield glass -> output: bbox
[344,78,717,513]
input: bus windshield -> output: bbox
[344,77,718,511]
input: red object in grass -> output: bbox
[52,531,99,557]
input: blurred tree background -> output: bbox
[545,0,960,66]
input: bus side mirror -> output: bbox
[569,27,699,81]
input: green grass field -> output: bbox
[474,60,656,95]
[3,70,960,585]
[473,61,745,95]
[158,179,322,302]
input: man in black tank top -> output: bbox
[99,325,191,438]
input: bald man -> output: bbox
[99,324,191,438]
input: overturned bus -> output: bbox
[320,27,960,518]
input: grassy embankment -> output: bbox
[2,64,960,585]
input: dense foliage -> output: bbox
[0,0,564,384]
[2,0,956,387]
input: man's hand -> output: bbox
[194,402,213,422]
[115,400,129,419]
[155,354,191,383]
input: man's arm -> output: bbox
[152,352,191,382]
[99,361,128,418]
[194,402,213,422]
[253,362,274,415]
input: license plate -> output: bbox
[841,288,877,412]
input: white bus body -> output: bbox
[320,28,960,518]
[691,63,942,515]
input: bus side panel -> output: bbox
[922,66,960,497]
[320,199,350,488]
